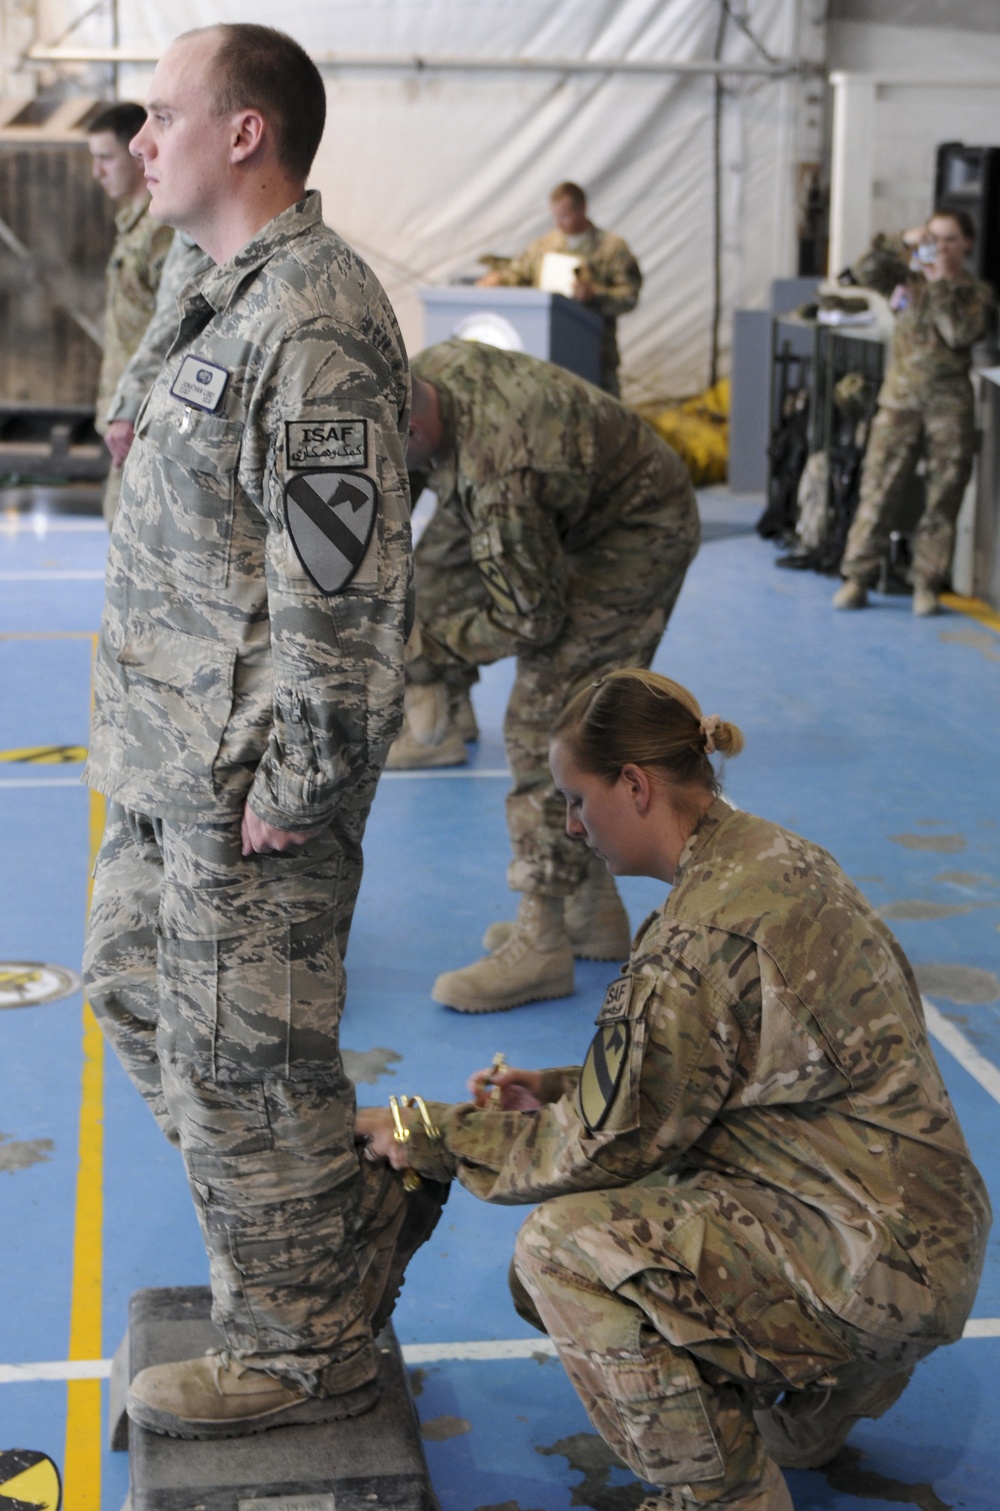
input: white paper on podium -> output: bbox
[538,252,581,297]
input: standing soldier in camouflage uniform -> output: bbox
[395,338,699,1013]
[83,24,414,1438]
[102,230,209,481]
[478,181,642,395]
[88,103,175,525]
[359,669,990,1511]
[834,210,995,616]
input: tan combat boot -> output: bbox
[832,579,867,610]
[385,680,468,769]
[912,580,939,617]
[638,1457,793,1510]
[432,893,574,1012]
[753,1369,911,1470]
[483,855,632,961]
[127,1351,378,1439]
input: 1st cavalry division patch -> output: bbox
[579,1018,631,1133]
[0,1448,61,1510]
[285,472,377,594]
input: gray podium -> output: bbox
[420,286,602,386]
[109,1287,437,1511]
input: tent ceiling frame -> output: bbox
[23,46,808,78]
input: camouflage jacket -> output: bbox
[494,224,641,389]
[408,800,990,1343]
[853,232,994,413]
[85,192,412,829]
[107,233,210,426]
[95,196,174,430]
[411,339,695,666]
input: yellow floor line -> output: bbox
[63,671,105,1507]
[940,591,1000,634]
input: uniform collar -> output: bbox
[673,795,737,881]
[193,190,323,315]
[114,193,151,235]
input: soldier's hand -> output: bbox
[573,269,596,303]
[241,804,324,856]
[105,420,135,467]
[468,1065,543,1110]
[356,1106,411,1168]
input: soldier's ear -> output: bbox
[620,763,652,815]
[230,108,265,164]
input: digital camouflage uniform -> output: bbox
[106,232,210,429]
[840,233,995,591]
[493,224,642,395]
[403,801,990,1502]
[83,192,412,1397]
[411,339,699,898]
[96,195,174,523]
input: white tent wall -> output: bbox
[828,3,1000,265]
[13,0,814,403]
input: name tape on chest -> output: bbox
[286,419,369,472]
[285,469,378,595]
[169,354,229,413]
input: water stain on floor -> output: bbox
[823,1444,951,1509]
[421,1413,471,1442]
[880,900,984,921]
[914,963,1000,1004]
[343,1046,404,1084]
[0,1131,53,1173]
[889,834,966,853]
[536,1432,646,1511]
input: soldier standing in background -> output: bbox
[833,209,995,616]
[477,181,642,396]
[87,102,174,524]
[83,24,413,1438]
[359,669,990,1511]
[394,339,699,1014]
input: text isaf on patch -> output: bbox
[169,354,229,413]
[286,419,368,471]
[285,471,378,594]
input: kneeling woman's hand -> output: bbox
[467,1065,543,1111]
[355,1105,410,1168]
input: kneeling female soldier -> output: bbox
[358,669,989,1510]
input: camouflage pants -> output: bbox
[83,802,376,1396]
[841,403,975,590]
[511,1185,931,1502]
[415,505,698,895]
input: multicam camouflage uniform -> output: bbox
[411,339,699,898]
[492,224,642,395]
[83,192,412,1397]
[106,232,210,428]
[403,800,990,1502]
[840,233,995,591]
[96,196,174,523]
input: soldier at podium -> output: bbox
[389,338,699,1014]
[477,181,642,396]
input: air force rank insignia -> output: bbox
[579,1017,631,1133]
[285,471,377,594]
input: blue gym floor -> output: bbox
[1,487,998,1511]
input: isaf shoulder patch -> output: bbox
[285,470,378,594]
[286,419,368,471]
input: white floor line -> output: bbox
[0,777,83,788]
[0,519,106,534]
[379,768,509,780]
[924,997,1000,1106]
[0,569,105,580]
[5,1323,1000,1385]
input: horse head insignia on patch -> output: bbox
[285,471,378,594]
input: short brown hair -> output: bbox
[931,206,976,242]
[553,668,743,797]
[89,102,147,149]
[197,24,326,182]
[550,181,586,209]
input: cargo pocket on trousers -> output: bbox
[604,1346,725,1485]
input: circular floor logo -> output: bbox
[0,963,82,1010]
[0,1449,61,1509]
